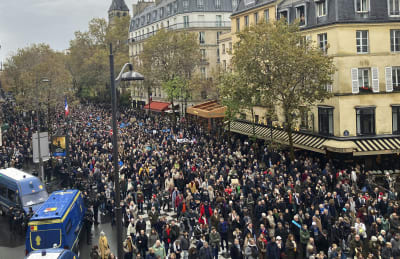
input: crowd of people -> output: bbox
[2,99,400,259]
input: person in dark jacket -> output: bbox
[230,239,243,259]
[199,242,213,259]
[266,236,281,259]
[136,229,148,258]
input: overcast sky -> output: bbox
[0,0,134,63]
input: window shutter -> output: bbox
[351,68,359,94]
[386,67,393,92]
[372,67,379,93]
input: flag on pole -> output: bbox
[64,97,69,117]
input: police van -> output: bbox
[26,248,78,259]
[26,190,86,255]
[0,168,48,214]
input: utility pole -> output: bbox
[109,43,123,259]
[36,79,44,183]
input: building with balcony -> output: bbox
[227,0,400,168]
[128,0,234,106]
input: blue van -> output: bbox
[26,190,86,255]
[26,248,78,259]
[0,168,48,214]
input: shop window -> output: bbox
[318,107,333,136]
[393,106,400,134]
[356,107,375,135]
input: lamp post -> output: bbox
[109,43,144,259]
[36,77,50,183]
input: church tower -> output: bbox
[108,0,130,23]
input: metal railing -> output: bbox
[130,21,231,42]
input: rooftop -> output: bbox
[31,190,80,221]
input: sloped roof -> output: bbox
[233,0,277,16]
[109,0,130,12]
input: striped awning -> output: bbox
[229,121,327,153]
[353,137,400,156]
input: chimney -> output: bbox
[132,0,155,17]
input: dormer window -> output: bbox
[232,0,238,10]
[197,0,204,8]
[389,0,400,16]
[147,14,151,23]
[167,4,171,15]
[183,0,189,10]
[295,5,306,26]
[244,0,255,6]
[279,10,288,20]
[160,8,164,18]
[316,0,327,17]
[215,0,221,9]
[355,0,369,13]
[153,11,157,19]
[174,2,178,13]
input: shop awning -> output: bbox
[228,120,400,156]
[143,101,170,112]
[229,120,328,154]
[186,100,226,119]
[323,140,358,153]
[353,137,400,156]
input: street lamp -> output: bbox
[36,77,50,183]
[109,43,144,259]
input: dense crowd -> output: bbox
[2,100,400,259]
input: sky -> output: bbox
[0,0,134,64]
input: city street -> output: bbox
[0,206,118,258]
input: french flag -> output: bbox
[64,97,69,117]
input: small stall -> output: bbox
[186,100,226,132]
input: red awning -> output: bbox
[143,101,171,112]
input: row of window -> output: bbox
[236,9,269,31]
[318,106,400,136]
[132,0,236,29]
[132,15,225,42]
[316,30,400,54]
[221,42,233,54]
[351,67,400,94]
[278,0,400,27]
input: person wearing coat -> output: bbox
[209,227,221,259]
[256,233,267,259]
[148,228,159,248]
[136,229,149,258]
[230,239,243,259]
[199,242,213,259]
[123,236,138,259]
[152,240,167,259]
[98,231,110,259]
[266,237,281,259]
[127,218,136,241]
[244,238,259,259]
[285,234,297,259]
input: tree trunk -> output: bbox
[287,125,295,161]
[251,108,255,137]
[284,109,295,161]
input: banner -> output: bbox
[51,135,66,157]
